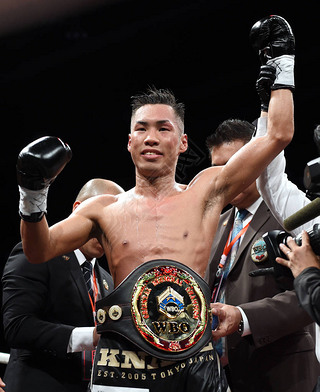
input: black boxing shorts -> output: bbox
[89,259,228,391]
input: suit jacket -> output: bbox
[294,267,320,325]
[2,242,113,392]
[205,201,320,392]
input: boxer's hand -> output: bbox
[250,15,295,91]
[211,303,242,340]
[250,15,295,63]
[17,136,72,221]
[256,65,276,111]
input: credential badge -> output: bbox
[251,237,268,263]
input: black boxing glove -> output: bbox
[17,136,72,222]
[256,65,276,112]
[250,15,295,91]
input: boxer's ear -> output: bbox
[179,134,188,154]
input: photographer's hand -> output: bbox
[277,231,320,277]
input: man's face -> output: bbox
[128,104,188,178]
[81,238,105,259]
[210,139,260,209]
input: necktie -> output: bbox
[225,209,249,274]
[82,260,94,301]
[214,209,249,360]
[215,209,249,304]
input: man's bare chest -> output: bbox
[103,196,202,250]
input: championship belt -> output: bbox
[96,259,213,360]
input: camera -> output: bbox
[252,125,320,279]
[304,124,320,196]
[250,224,320,279]
[260,224,320,278]
[304,157,320,195]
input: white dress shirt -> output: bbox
[255,116,316,236]
[67,249,97,353]
[255,116,320,362]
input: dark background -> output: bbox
[0,0,319,373]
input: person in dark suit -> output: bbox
[205,119,320,391]
[2,178,124,392]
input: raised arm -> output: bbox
[20,210,95,264]
[18,136,93,263]
[213,16,295,208]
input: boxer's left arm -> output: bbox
[254,65,312,236]
[197,88,293,211]
[202,16,294,208]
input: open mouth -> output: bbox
[141,150,162,157]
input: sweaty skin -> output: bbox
[86,183,221,285]
[21,91,294,289]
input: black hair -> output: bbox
[131,86,185,125]
[206,119,255,151]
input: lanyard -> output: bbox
[211,220,251,302]
[82,268,99,381]
[88,269,98,326]
[218,221,251,269]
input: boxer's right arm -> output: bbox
[21,213,96,263]
[17,136,72,221]
[17,137,92,263]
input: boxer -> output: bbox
[16,15,295,391]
